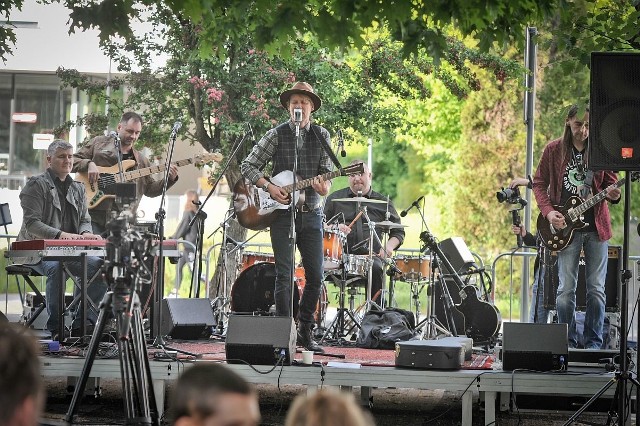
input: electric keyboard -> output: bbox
[5,239,180,259]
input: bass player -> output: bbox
[72,111,179,235]
[532,102,620,349]
[240,81,332,353]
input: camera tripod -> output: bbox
[65,221,158,425]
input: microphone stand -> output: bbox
[113,133,125,181]
[289,117,301,317]
[151,123,196,357]
[189,130,251,288]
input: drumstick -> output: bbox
[347,211,364,229]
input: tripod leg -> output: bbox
[65,291,113,423]
[118,294,157,425]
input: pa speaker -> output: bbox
[590,52,640,171]
[160,298,215,340]
[225,315,296,365]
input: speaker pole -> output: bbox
[563,173,639,426]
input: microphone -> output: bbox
[293,108,302,123]
[400,195,425,217]
[338,129,346,157]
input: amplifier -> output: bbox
[544,246,620,312]
[225,316,297,365]
[502,323,568,371]
[395,339,465,369]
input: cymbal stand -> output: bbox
[358,206,383,312]
[208,208,236,335]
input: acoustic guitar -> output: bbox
[233,162,365,230]
[537,179,623,251]
[75,152,223,209]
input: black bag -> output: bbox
[356,308,416,349]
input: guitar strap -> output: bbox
[580,169,594,200]
[310,124,344,174]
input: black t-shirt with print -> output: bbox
[560,146,595,233]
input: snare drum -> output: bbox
[393,255,430,281]
[240,251,275,271]
[322,229,345,270]
[344,254,371,276]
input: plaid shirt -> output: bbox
[241,120,333,207]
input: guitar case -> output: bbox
[395,339,465,370]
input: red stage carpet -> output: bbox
[155,340,495,369]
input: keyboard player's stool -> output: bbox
[5,264,46,328]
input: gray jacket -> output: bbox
[15,170,93,264]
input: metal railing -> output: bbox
[492,249,640,341]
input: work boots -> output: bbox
[297,322,324,353]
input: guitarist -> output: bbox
[532,103,620,349]
[240,82,332,353]
[72,111,179,235]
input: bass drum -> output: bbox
[230,263,326,326]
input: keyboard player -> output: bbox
[14,140,107,340]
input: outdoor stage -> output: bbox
[40,340,619,425]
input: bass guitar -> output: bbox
[75,152,223,209]
[233,162,365,230]
[537,179,624,251]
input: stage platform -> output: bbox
[40,339,619,425]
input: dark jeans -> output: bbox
[270,208,324,324]
[30,256,108,333]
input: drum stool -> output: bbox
[5,264,46,327]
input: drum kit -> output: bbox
[217,196,436,342]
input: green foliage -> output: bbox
[0,0,23,62]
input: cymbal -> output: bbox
[374,220,408,229]
[332,197,387,204]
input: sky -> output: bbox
[4,0,166,73]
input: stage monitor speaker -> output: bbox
[543,245,620,312]
[502,322,568,371]
[439,237,475,274]
[589,51,640,171]
[225,315,296,365]
[160,298,215,340]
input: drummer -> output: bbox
[324,160,405,305]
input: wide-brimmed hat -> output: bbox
[279,81,322,112]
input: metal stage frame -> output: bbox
[40,356,618,425]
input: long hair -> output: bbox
[561,102,590,162]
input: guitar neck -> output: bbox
[119,158,195,182]
[570,180,623,217]
[282,170,343,194]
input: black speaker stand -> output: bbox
[563,173,636,425]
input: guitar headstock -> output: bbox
[343,162,365,176]
[194,152,224,165]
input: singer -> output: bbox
[72,111,180,235]
[240,81,332,353]
[324,160,405,304]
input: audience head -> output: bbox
[171,363,260,426]
[0,323,44,426]
[285,389,374,426]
